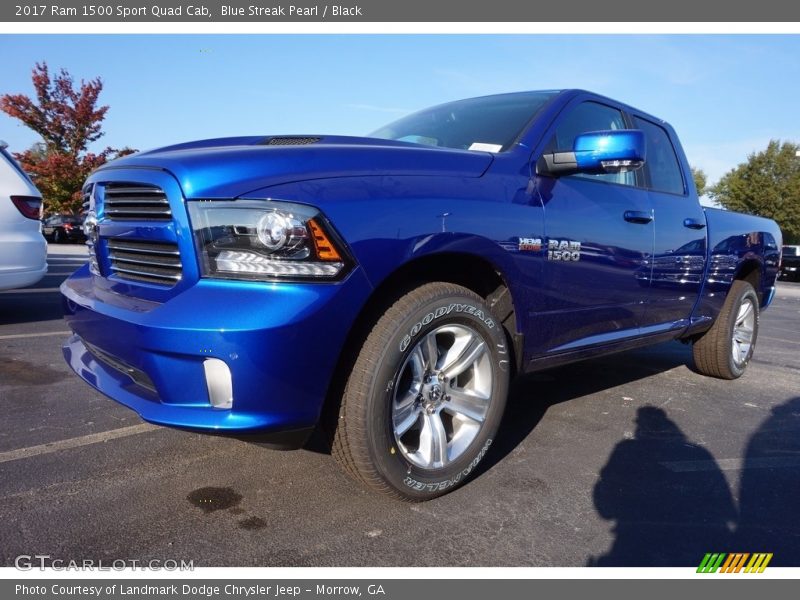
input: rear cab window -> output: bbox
[631,116,686,196]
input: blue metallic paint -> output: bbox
[62,262,374,432]
[61,89,782,436]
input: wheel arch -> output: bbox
[317,250,523,447]
[734,258,764,306]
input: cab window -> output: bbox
[632,117,685,195]
[549,101,635,187]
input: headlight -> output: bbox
[188,200,349,281]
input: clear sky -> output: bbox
[1,34,798,189]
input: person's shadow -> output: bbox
[735,397,800,565]
[589,406,736,566]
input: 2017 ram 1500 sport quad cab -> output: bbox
[62,90,782,500]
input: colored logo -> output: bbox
[697,553,773,573]
[518,237,542,252]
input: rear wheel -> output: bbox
[332,282,510,501]
[692,280,759,379]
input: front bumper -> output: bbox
[62,264,372,434]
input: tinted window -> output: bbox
[633,117,685,195]
[370,91,557,152]
[549,101,634,186]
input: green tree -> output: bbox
[710,140,800,244]
[0,62,134,214]
[690,166,707,197]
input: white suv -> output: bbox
[0,141,47,290]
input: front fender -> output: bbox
[243,174,544,337]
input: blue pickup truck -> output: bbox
[62,90,782,500]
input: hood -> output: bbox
[97,135,495,199]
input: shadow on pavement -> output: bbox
[473,341,694,479]
[0,290,66,326]
[590,397,800,566]
[736,396,800,566]
[588,406,736,566]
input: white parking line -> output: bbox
[0,331,70,340]
[0,288,60,294]
[0,423,160,464]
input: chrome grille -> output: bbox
[82,187,101,275]
[103,183,172,220]
[107,239,182,286]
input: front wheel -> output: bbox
[692,280,760,379]
[332,282,510,501]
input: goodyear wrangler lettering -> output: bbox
[404,439,493,492]
[400,303,495,351]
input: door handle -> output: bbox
[683,218,707,230]
[623,210,653,224]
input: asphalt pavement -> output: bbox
[1,243,798,567]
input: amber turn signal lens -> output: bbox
[308,218,342,262]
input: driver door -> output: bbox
[530,100,654,353]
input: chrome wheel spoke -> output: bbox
[736,301,753,324]
[731,298,756,367]
[393,399,421,437]
[445,388,489,423]
[421,331,440,371]
[409,346,426,383]
[418,413,448,468]
[391,322,494,471]
[392,390,420,437]
[442,335,486,380]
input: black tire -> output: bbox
[332,282,510,501]
[692,280,759,380]
[52,229,64,244]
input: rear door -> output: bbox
[531,99,655,352]
[633,115,707,329]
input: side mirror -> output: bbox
[537,129,646,177]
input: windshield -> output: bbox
[784,246,800,257]
[369,91,558,152]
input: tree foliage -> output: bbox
[710,140,800,244]
[0,62,134,214]
[690,166,707,197]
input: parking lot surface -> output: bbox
[1,244,798,567]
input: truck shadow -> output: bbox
[472,340,695,479]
